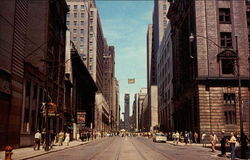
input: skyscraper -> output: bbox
[66,0,105,92]
[124,93,130,131]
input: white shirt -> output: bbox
[35,132,41,139]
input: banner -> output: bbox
[128,78,135,84]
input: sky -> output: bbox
[96,1,153,118]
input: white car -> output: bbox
[153,133,167,143]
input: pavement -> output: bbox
[0,138,101,160]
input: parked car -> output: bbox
[153,133,167,143]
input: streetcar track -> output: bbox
[135,137,176,160]
[129,137,148,160]
[114,138,122,160]
[88,137,116,160]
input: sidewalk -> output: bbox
[0,138,101,160]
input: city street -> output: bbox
[29,137,226,160]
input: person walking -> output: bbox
[34,130,41,150]
[172,132,176,144]
[175,131,180,145]
[229,132,237,160]
[64,132,70,146]
[210,132,218,152]
[58,131,64,146]
[189,131,193,144]
[194,132,198,143]
[184,131,188,145]
[201,132,207,147]
[87,132,91,141]
[220,131,227,156]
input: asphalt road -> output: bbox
[30,136,227,160]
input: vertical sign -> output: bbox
[77,112,86,124]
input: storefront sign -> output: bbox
[77,112,86,124]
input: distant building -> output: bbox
[124,94,130,131]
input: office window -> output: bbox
[90,34,93,38]
[224,93,235,105]
[74,5,78,10]
[89,49,93,54]
[225,111,235,124]
[90,11,94,17]
[81,5,84,10]
[221,59,235,75]
[81,13,84,18]
[74,21,77,26]
[66,21,70,25]
[80,29,84,34]
[73,29,77,34]
[219,8,231,23]
[74,13,77,18]
[80,45,84,51]
[220,32,232,48]
[81,21,84,26]
[163,4,167,10]
[67,13,70,18]
[80,37,84,42]
[73,37,77,41]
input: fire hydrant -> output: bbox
[4,146,13,160]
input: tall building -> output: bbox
[157,24,173,131]
[0,0,68,148]
[168,0,250,136]
[103,45,116,130]
[137,88,147,131]
[152,0,170,85]
[124,93,130,131]
[66,0,105,92]
[0,0,29,148]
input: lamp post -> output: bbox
[189,33,245,158]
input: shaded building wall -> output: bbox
[0,0,28,148]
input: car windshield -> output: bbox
[156,133,164,136]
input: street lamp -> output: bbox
[189,33,244,158]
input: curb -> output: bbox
[16,139,100,160]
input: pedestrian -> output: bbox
[210,132,218,152]
[34,130,41,150]
[189,131,193,144]
[64,132,70,146]
[229,132,236,160]
[220,131,227,156]
[172,132,176,144]
[87,132,91,141]
[201,132,207,147]
[175,131,180,145]
[50,131,56,149]
[194,131,198,143]
[58,131,64,146]
[41,129,46,148]
[184,131,188,145]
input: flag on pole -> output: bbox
[128,78,135,84]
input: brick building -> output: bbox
[168,0,250,137]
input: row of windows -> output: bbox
[72,37,84,42]
[72,29,84,34]
[66,21,84,26]
[68,5,85,10]
[67,12,85,18]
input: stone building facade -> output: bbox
[157,24,174,131]
[168,0,250,137]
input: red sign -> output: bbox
[77,112,86,124]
